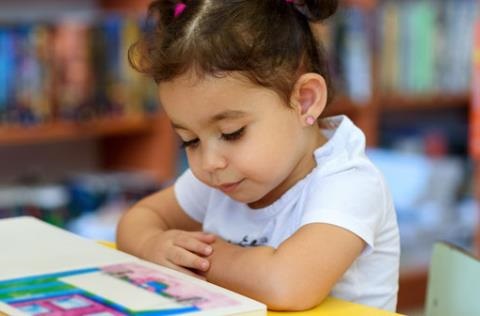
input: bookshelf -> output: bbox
[330,93,470,316]
[380,95,471,311]
[0,0,178,183]
[336,0,475,312]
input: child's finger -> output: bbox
[200,233,216,243]
[174,235,213,256]
[167,246,210,272]
[189,231,217,243]
[163,261,207,280]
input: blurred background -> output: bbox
[0,0,478,314]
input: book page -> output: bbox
[0,217,136,280]
[0,263,253,315]
[0,217,266,315]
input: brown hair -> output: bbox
[129,0,338,105]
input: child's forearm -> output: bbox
[206,224,365,311]
[205,240,275,302]
[205,239,321,311]
[116,186,203,259]
[116,205,168,258]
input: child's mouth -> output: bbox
[218,179,244,193]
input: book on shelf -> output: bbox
[0,15,157,127]
[377,0,477,96]
[0,216,266,316]
[329,7,373,104]
[470,9,480,160]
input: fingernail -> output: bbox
[201,260,209,270]
[205,246,212,254]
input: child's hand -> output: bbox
[141,230,216,279]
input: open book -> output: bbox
[0,216,266,316]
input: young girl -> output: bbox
[117,0,400,312]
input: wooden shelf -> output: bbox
[381,93,470,111]
[0,115,154,146]
[323,95,373,117]
[101,113,178,182]
[324,93,469,116]
[99,0,150,12]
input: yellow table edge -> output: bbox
[268,297,403,315]
[97,241,402,315]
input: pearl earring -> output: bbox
[306,116,316,126]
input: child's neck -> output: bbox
[248,128,327,209]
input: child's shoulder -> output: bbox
[306,144,390,213]
[301,148,396,245]
[313,116,381,182]
[308,156,386,197]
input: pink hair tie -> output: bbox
[286,0,295,3]
[174,2,187,18]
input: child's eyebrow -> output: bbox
[171,110,248,130]
[208,110,247,124]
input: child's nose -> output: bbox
[201,146,227,172]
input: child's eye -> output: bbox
[221,127,245,141]
[181,138,200,149]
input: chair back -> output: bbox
[425,242,480,316]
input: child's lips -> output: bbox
[218,179,244,193]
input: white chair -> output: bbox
[425,242,480,316]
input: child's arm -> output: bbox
[116,186,216,278]
[204,223,365,311]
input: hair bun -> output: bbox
[295,0,339,21]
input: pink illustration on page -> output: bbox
[103,263,241,310]
[12,294,125,316]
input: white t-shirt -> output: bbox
[174,115,400,311]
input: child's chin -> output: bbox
[226,193,263,205]
[244,196,273,209]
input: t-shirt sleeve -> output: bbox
[301,167,387,254]
[174,169,211,223]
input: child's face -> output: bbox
[159,72,316,208]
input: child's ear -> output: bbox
[290,73,328,126]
